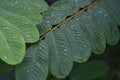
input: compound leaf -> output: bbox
[0,0,48,64]
[38,0,120,78]
[15,41,49,80]
[0,26,25,65]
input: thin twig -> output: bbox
[40,0,100,40]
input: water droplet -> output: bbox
[75,55,81,59]
[10,30,14,33]
[24,1,27,4]
[75,39,79,42]
[42,69,45,72]
[76,18,79,21]
[26,35,30,38]
[98,10,103,14]
[83,45,87,48]
[39,47,42,50]
[28,8,31,10]
[73,34,77,36]
[63,53,68,56]
[64,49,67,52]
[26,70,29,72]
[36,63,40,66]
[76,31,79,34]
[1,3,4,6]
[47,21,50,23]
[70,27,74,29]
[74,0,78,2]
[4,56,7,59]
[17,16,21,19]
[23,7,26,9]
[63,60,66,62]
[13,15,15,16]
[41,56,45,59]
[27,64,30,67]
[15,1,18,4]
[13,36,16,39]
[77,34,80,36]
[11,4,14,6]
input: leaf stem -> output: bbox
[40,0,100,40]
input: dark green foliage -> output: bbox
[15,41,49,80]
[69,60,109,80]
[0,0,120,80]
[37,0,120,78]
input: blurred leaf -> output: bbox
[0,60,14,74]
[69,60,109,80]
[0,70,15,80]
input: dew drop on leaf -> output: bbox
[75,39,79,42]
[70,27,74,29]
[15,1,18,4]
[76,31,80,34]
[47,21,50,24]
[23,7,26,9]
[83,45,87,48]
[13,36,16,39]
[4,56,7,59]
[77,34,80,37]
[64,49,67,52]
[63,59,66,62]
[24,1,27,4]
[26,70,29,72]
[76,18,79,21]
[10,4,14,6]
[28,8,31,10]
[42,69,45,73]
[41,56,45,60]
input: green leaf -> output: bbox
[46,32,73,78]
[28,0,49,13]
[0,0,48,64]
[0,0,48,25]
[69,60,109,80]
[0,9,39,43]
[15,41,49,80]
[38,0,120,78]
[0,0,47,42]
[0,27,25,65]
